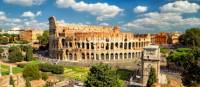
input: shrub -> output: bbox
[85,63,121,87]
[8,50,23,63]
[39,63,64,74]
[8,46,23,63]
[25,47,33,61]
[23,64,41,81]
[41,72,48,81]
[17,63,27,68]
[52,65,64,74]
[25,78,31,87]
[39,63,53,72]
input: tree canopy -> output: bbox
[179,28,200,47]
[85,63,121,87]
[167,47,200,86]
[25,47,33,61]
[23,64,41,81]
[8,46,23,63]
[147,67,157,87]
[37,30,49,45]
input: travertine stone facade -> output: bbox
[142,45,160,86]
[48,16,151,61]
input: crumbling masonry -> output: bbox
[48,16,151,62]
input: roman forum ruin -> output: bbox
[48,16,151,62]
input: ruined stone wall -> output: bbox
[48,16,151,62]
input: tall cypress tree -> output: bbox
[147,67,157,87]
[9,76,15,87]
[25,47,33,61]
[25,78,31,87]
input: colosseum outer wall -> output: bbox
[48,16,151,62]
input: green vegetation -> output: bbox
[0,47,4,53]
[10,76,15,87]
[39,63,64,74]
[41,72,48,81]
[167,48,192,67]
[37,30,49,45]
[1,60,40,76]
[1,64,23,76]
[64,66,89,81]
[23,64,41,81]
[179,28,200,47]
[147,67,157,87]
[8,46,35,63]
[25,78,31,87]
[25,47,33,61]
[0,37,9,44]
[117,69,132,80]
[160,47,170,54]
[14,40,29,44]
[0,33,25,44]
[167,47,200,86]
[168,27,200,86]
[85,63,122,87]
[181,48,200,86]
[8,46,24,63]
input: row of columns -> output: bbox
[65,51,143,61]
[64,41,149,50]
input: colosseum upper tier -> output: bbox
[48,16,151,62]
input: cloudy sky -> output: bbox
[0,0,200,33]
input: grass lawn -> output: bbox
[63,65,133,82]
[64,66,89,81]
[0,60,41,76]
[1,64,23,76]
[28,60,41,65]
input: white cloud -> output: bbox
[36,11,42,16]
[124,1,200,32]
[134,6,148,13]
[99,22,109,26]
[3,0,46,6]
[21,11,42,18]
[160,1,200,13]
[0,11,7,21]
[0,11,47,30]
[56,0,123,21]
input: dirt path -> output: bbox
[0,60,17,67]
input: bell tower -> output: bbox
[142,45,160,86]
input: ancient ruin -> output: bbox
[48,16,151,62]
[142,45,160,86]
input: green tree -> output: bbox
[25,47,33,61]
[179,28,200,47]
[37,30,49,45]
[0,47,4,54]
[41,72,48,81]
[0,37,9,44]
[85,63,121,87]
[181,48,200,86]
[8,47,23,63]
[167,47,200,86]
[23,64,41,81]
[25,78,31,87]
[147,67,157,87]
[10,76,15,87]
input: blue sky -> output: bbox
[0,0,200,33]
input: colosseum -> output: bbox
[48,16,151,62]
